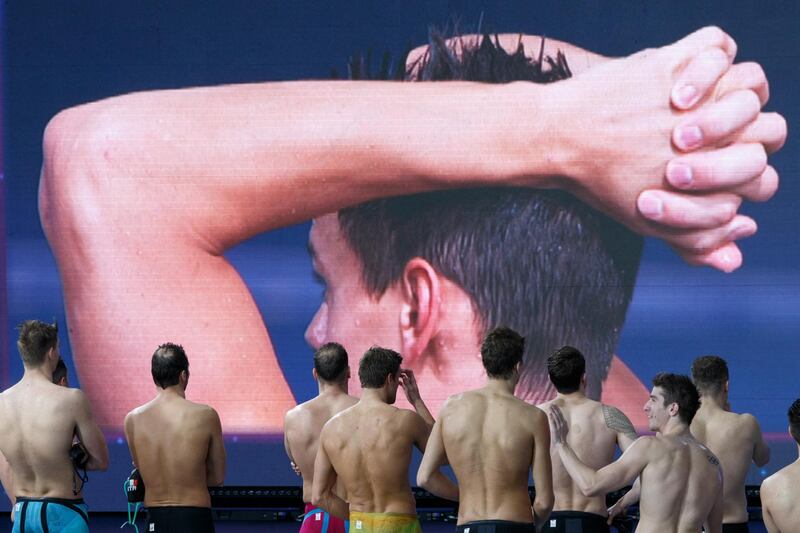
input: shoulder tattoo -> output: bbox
[705,452,720,466]
[602,405,638,441]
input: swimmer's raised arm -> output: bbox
[399,369,434,429]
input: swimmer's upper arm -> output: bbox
[283,410,295,462]
[705,476,724,533]
[205,408,226,486]
[530,407,554,524]
[602,404,639,451]
[72,390,109,471]
[410,411,431,453]
[744,414,771,467]
[123,412,138,468]
[311,425,349,519]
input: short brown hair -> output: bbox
[17,320,59,367]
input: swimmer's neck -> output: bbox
[359,387,392,405]
[317,380,349,397]
[483,377,517,396]
[156,385,186,399]
[554,388,588,402]
[658,418,692,438]
[697,392,728,412]
[21,364,55,384]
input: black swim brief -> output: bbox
[146,506,215,533]
[540,511,610,533]
[456,520,536,533]
[722,523,749,533]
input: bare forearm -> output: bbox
[533,497,553,528]
[555,443,600,496]
[411,398,435,429]
[43,81,560,251]
[419,471,458,502]
[315,490,349,521]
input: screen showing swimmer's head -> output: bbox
[2,0,798,512]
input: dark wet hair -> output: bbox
[339,30,642,402]
[481,326,525,379]
[652,373,700,425]
[151,342,189,389]
[314,342,349,382]
[547,346,586,394]
[52,358,68,385]
[788,399,800,445]
[691,355,729,396]
[359,346,402,389]
[17,320,59,367]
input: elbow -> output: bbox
[533,496,554,520]
[39,102,126,253]
[311,491,324,509]
[755,450,771,467]
[583,483,603,498]
[416,469,431,491]
[209,471,225,487]
[533,495,554,521]
[89,455,109,472]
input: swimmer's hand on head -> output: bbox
[409,27,786,272]
[399,369,434,428]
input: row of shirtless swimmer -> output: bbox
[0,322,225,533]
[1,320,795,533]
[286,330,798,533]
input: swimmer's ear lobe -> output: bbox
[399,257,442,364]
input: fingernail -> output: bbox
[676,125,703,150]
[667,162,693,188]
[638,192,663,219]
[673,84,699,108]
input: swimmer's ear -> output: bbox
[399,258,441,364]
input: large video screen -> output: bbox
[3,1,798,511]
